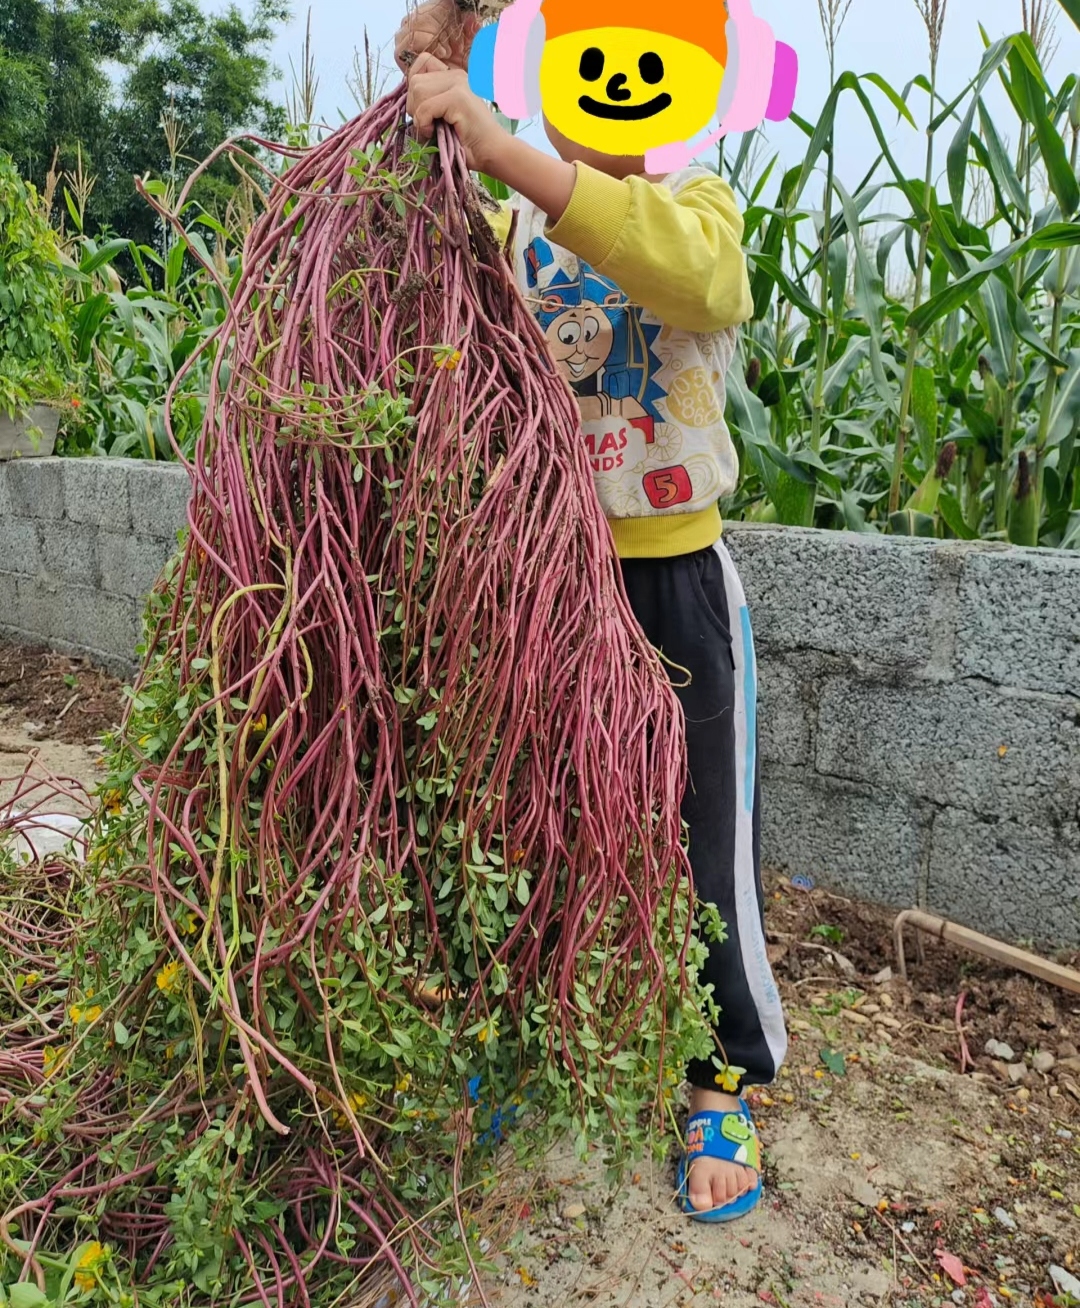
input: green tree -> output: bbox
[0,0,287,245]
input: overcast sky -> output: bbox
[254,0,1079,194]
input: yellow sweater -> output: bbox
[487,162,752,558]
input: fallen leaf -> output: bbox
[820,1048,846,1077]
[1050,1265,1080,1299]
[935,1250,967,1287]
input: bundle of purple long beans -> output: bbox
[0,88,713,1305]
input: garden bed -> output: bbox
[1,638,1077,1307]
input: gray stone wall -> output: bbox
[2,459,1078,943]
[0,457,189,677]
[724,527,1080,945]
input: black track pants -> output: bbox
[620,538,788,1091]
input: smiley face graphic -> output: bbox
[537,12,727,156]
[542,297,613,383]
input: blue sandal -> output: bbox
[676,1101,764,1223]
[466,1075,529,1145]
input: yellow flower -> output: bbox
[477,1020,498,1044]
[252,714,267,733]
[714,1064,747,1094]
[156,960,183,995]
[19,972,41,988]
[394,1074,412,1094]
[333,1092,369,1127]
[103,790,123,816]
[43,1045,65,1078]
[183,912,198,935]
[74,1240,107,1291]
[83,1005,102,1023]
[86,988,94,999]
[433,346,461,371]
[69,1004,83,1024]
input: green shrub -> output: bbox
[0,153,73,418]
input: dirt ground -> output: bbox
[1,641,1078,1308]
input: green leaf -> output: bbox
[907,224,1080,336]
[911,366,939,466]
[1056,0,1080,31]
[939,493,979,540]
[8,1287,51,1308]
[113,1020,130,1046]
[820,1048,847,1077]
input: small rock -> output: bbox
[563,1204,586,1220]
[1056,1056,1080,1076]
[876,1015,902,1031]
[850,1180,881,1208]
[990,1060,1014,1083]
[993,1207,1017,1232]
[951,1292,966,1306]
[985,1039,1016,1061]
[860,1003,881,1015]
[1057,1040,1078,1060]
[1007,1063,1027,1085]
[871,967,893,985]
[879,991,894,1008]
[1032,1050,1056,1074]
[1016,1087,1031,1103]
[1056,1127,1073,1140]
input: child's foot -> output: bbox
[684,1087,759,1213]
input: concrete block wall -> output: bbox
[2,460,1078,943]
[724,527,1080,945]
[0,458,190,677]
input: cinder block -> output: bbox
[3,517,44,578]
[98,531,169,600]
[38,520,99,588]
[62,457,130,529]
[928,807,1080,944]
[815,677,1080,825]
[11,574,63,643]
[1,458,65,519]
[0,468,13,518]
[757,655,813,768]
[52,585,138,658]
[126,461,191,539]
[0,570,18,622]
[760,770,924,909]
[724,525,943,670]
[956,549,1080,697]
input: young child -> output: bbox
[395,0,788,1222]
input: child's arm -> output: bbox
[404,63,750,332]
[543,167,753,335]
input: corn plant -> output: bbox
[722,16,1080,549]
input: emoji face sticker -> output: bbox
[467,0,799,173]
[539,25,725,155]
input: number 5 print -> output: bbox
[643,466,693,509]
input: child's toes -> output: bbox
[687,1163,716,1212]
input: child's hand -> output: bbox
[394,0,479,74]
[406,53,505,173]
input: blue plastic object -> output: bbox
[467,24,498,103]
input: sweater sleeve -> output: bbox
[543,164,753,334]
